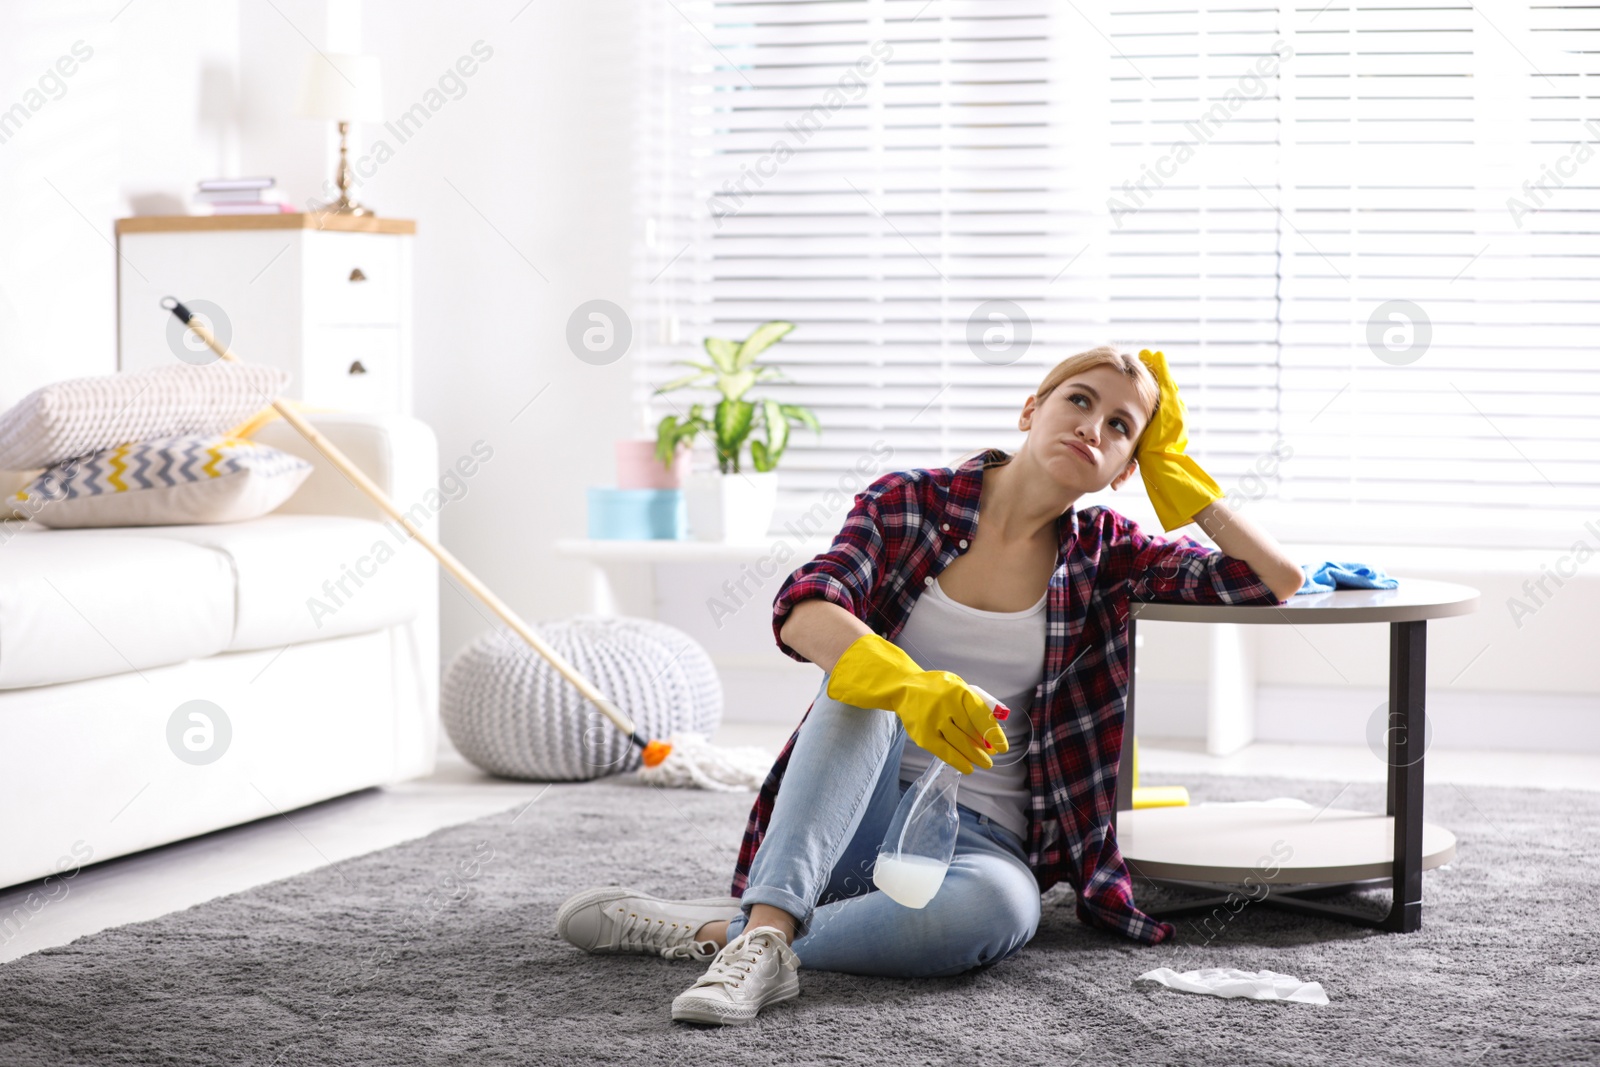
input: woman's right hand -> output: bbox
[825,633,1009,774]
[1135,347,1225,532]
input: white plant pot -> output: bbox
[684,469,779,541]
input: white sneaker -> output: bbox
[555,885,741,962]
[671,925,801,1026]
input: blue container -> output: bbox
[587,486,687,540]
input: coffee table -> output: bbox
[1112,577,1480,933]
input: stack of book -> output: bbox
[192,178,294,215]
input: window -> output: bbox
[1259,0,1600,548]
[636,1,1600,549]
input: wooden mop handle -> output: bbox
[159,297,667,763]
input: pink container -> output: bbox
[616,438,691,489]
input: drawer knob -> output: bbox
[348,360,368,376]
[348,267,367,282]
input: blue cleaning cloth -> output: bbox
[1295,561,1399,595]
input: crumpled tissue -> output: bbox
[1134,967,1329,1005]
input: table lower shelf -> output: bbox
[1118,803,1456,884]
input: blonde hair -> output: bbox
[949,344,1161,467]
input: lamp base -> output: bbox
[312,121,378,217]
[308,195,376,218]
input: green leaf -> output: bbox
[654,414,681,465]
[762,398,789,462]
[718,369,758,402]
[779,403,822,434]
[735,321,796,369]
[749,438,772,472]
[655,369,711,394]
[668,359,719,373]
[704,336,739,373]
[714,399,755,467]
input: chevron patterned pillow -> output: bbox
[9,433,313,528]
[0,363,291,471]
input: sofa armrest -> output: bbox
[252,411,441,540]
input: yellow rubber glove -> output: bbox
[1135,348,1224,532]
[826,633,1009,775]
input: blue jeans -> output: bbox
[725,672,1041,978]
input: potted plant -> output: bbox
[652,320,820,540]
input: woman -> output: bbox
[556,346,1305,1026]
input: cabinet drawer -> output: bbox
[303,233,403,326]
[302,326,402,414]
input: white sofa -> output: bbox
[0,411,440,890]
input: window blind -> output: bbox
[1264,0,1600,547]
[1098,2,1290,524]
[636,1,1600,549]
[633,0,1125,528]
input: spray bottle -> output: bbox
[873,686,1009,908]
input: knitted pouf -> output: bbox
[440,614,723,781]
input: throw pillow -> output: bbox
[0,363,291,471]
[10,433,312,528]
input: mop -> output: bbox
[160,296,770,792]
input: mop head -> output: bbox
[634,731,774,792]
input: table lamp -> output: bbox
[295,52,384,216]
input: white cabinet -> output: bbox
[115,215,415,415]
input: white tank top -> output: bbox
[893,574,1047,842]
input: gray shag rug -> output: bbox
[1,771,1597,1067]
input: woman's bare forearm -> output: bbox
[778,598,873,673]
[1193,500,1304,601]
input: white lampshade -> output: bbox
[294,52,384,123]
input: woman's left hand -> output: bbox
[1135,348,1225,531]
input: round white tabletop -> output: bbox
[1130,576,1479,625]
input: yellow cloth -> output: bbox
[1133,785,1191,809]
[825,633,1008,775]
[1130,737,1189,808]
[1135,348,1224,532]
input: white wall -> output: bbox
[0,0,241,402]
[354,0,639,667]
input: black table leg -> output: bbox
[1385,618,1426,932]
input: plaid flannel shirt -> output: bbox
[729,446,1281,945]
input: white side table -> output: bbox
[553,537,833,617]
[115,214,415,415]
